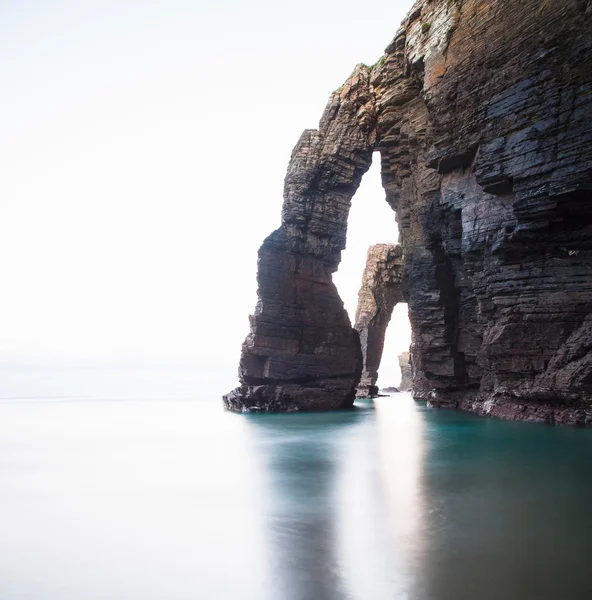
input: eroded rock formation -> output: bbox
[354,244,404,397]
[225,0,592,423]
[222,69,376,412]
[398,352,413,392]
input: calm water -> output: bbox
[1,390,592,599]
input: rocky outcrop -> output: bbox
[223,68,376,412]
[398,352,412,391]
[226,0,592,423]
[381,386,400,394]
[354,244,404,397]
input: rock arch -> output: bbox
[225,0,592,424]
[223,67,379,412]
[354,244,404,398]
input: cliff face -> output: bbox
[225,0,592,423]
[354,244,404,397]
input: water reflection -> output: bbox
[246,397,592,600]
[246,397,428,600]
[374,396,425,534]
[417,410,592,600]
[335,397,425,599]
[246,409,368,600]
[1,393,592,599]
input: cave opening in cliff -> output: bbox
[332,152,412,395]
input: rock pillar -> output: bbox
[223,67,377,412]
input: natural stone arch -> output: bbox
[226,0,592,423]
[354,244,404,397]
[223,66,380,412]
[223,14,427,413]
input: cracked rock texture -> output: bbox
[225,0,592,423]
[354,244,404,397]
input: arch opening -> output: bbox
[333,152,398,319]
[332,152,413,398]
[379,303,412,393]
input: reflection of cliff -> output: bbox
[337,397,426,598]
[246,412,364,600]
[226,0,592,424]
[398,352,412,392]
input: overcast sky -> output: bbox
[0,0,414,388]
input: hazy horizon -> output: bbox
[0,0,415,393]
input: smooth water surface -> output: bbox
[1,393,591,599]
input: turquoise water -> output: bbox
[0,392,591,599]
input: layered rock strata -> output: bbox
[225,0,592,423]
[223,69,375,412]
[354,244,404,397]
[398,352,413,392]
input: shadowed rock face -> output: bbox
[225,0,592,423]
[354,244,404,397]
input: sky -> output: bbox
[0,0,414,390]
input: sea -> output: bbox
[1,363,591,599]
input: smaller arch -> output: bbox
[353,243,405,397]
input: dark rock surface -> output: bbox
[353,244,404,397]
[226,0,592,422]
[398,352,413,392]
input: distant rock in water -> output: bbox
[398,352,412,392]
[225,0,592,424]
[381,387,400,394]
